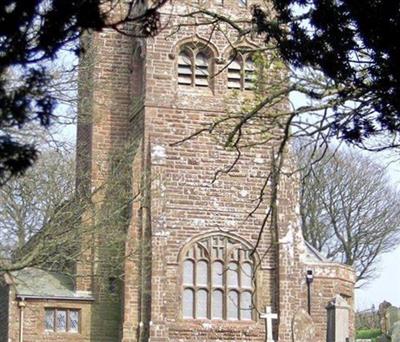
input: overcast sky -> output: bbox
[356,157,400,310]
[356,246,400,310]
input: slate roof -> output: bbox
[10,267,93,300]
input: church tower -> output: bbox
[75,1,355,341]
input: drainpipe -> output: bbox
[18,297,26,342]
[306,270,314,315]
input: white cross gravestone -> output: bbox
[260,306,278,342]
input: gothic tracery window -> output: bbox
[178,45,212,88]
[182,235,254,320]
[227,53,255,90]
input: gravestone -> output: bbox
[291,309,315,342]
[326,294,351,342]
[385,306,400,335]
[379,301,392,333]
[260,306,278,342]
[391,321,400,342]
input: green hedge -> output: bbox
[356,328,382,341]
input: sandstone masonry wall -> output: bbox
[73,1,355,341]
[7,297,93,342]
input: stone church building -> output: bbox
[0,1,355,341]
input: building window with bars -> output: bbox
[45,308,80,333]
[178,45,212,88]
[227,53,255,91]
[181,235,255,321]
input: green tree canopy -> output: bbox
[253,0,400,144]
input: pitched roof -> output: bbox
[10,268,93,300]
[304,241,330,263]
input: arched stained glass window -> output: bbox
[181,235,255,320]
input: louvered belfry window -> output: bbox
[182,235,254,320]
[227,58,242,89]
[178,45,212,88]
[227,53,256,91]
[178,51,193,85]
[195,52,209,87]
[244,57,255,90]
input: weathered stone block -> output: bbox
[292,309,315,342]
[386,306,400,335]
[392,321,400,342]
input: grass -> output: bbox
[356,328,382,341]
